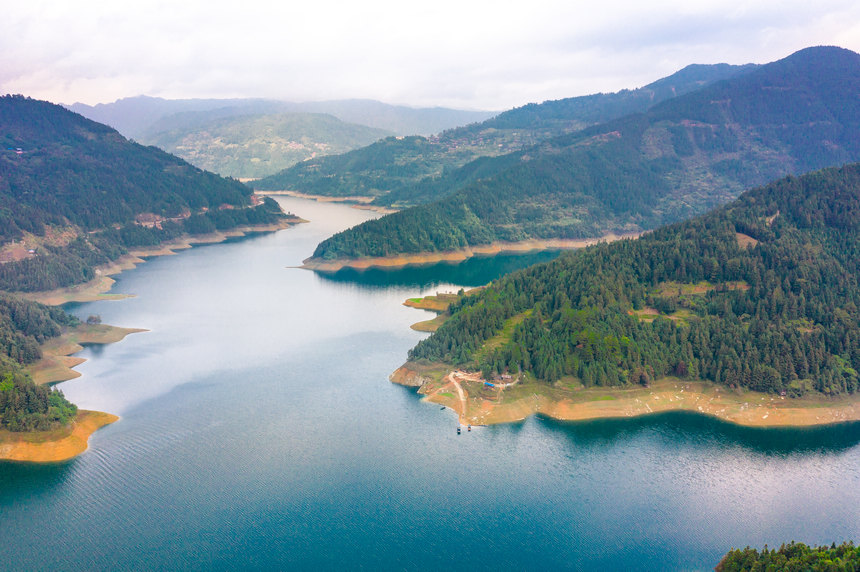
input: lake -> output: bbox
[2,197,859,571]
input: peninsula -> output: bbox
[392,164,860,428]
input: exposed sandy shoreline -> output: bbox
[391,362,860,428]
[303,233,640,272]
[3,217,301,462]
[256,190,398,214]
[0,410,118,463]
[26,324,147,385]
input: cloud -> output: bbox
[1,0,858,110]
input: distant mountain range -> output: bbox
[140,112,393,179]
[309,46,860,262]
[66,97,495,179]
[66,96,496,139]
[253,61,756,203]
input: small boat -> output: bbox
[457,426,461,434]
[440,406,445,410]
[468,425,471,432]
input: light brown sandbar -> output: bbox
[0,410,118,463]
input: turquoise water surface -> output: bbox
[2,198,859,571]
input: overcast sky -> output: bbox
[1,0,858,111]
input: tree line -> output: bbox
[717,541,860,571]
[408,163,860,397]
[0,295,79,431]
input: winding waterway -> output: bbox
[2,197,859,571]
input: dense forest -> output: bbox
[311,46,860,261]
[407,163,860,397]
[0,95,287,292]
[717,541,860,571]
[0,295,79,431]
[0,195,286,292]
[253,63,753,204]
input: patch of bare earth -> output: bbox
[736,232,759,248]
[26,324,147,385]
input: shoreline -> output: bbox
[303,233,640,272]
[18,217,303,306]
[390,362,860,428]
[0,410,118,463]
[256,190,398,214]
[26,323,148,385]
[4,216,301,462]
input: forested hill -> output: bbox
[475,62,757,131]
[253,62,754,203]
[140,112,393,179]
[0,95,286,292]
[311,46,860,261]
[1,295,78,431]
[0,94,255,241]
[407,163,860,397]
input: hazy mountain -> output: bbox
[310,46,860,261]
[408,162,860,396]
[66,96,495,139]
[141,112,393,179]
[254,61,756,203]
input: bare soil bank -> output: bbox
[391,362,860,428]
[0,410,118,463]
[26,324,147,385]
[303,234,640,272]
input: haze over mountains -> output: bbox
[67,97,496,179]
[67,96,497,140]
[140,113,393,179]
[309,46,860,261]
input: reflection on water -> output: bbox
[315,250,562,290]
[540,411,860,457]
[0,459,77,499]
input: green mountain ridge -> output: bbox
[0,94,287,293]
[140,112,393,179]
[253,61,756,203]
[310,46,860,261]
[408,162,860,397]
